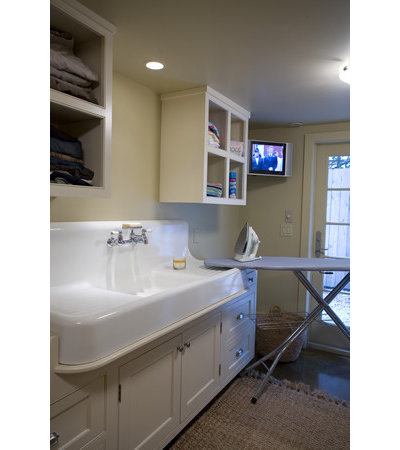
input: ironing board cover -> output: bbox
[204,256,350,272]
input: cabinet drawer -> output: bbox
[50,376,106,449]
[222,291,255,342]
[221,325,254,383]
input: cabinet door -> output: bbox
[180,313,221,421]
[119,335,182,450]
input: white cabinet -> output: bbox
[50,270,257,449]
[50,376,106,449]
[118,314,221,449]
[50,0,116,197]
[160,86,251,205]
[180,313,221,420]
[118,336,182,450]
[221,290,256,384]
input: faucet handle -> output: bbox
[112,229,124,245]
[141,228,152,244]
[107,230,122,247]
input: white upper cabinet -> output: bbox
[160,86,251,205]
[50,0,116,197]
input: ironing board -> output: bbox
[204,256,350,403]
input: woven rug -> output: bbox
[168,374,349,449]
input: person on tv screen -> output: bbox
[263,146,278,171]
[252,145,264,170]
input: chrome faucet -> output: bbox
[107,224,151,247]
[107,230,123,247]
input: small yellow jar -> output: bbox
[173,258,186,270]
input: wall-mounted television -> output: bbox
[248,140,293,177]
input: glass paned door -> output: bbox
[321,156,350,327]
[309,143,350,352]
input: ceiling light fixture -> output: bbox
[146,61,164,70]
[339,65,350,84]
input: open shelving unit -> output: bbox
[50,0,116,198]
[160,86,250,205]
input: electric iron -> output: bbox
[234,223,261,262]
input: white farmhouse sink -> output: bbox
[51,221,248,365]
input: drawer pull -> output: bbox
[235,348,244,358]
[248,277,254,282]
[237,313,244,321]
[177,345,184,352]
[50,432,59,447]
[184,341,191,348]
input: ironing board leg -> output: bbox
[247,271,350,403]
[251,344,289,403]
[293,271,350,340]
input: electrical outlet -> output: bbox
[280,223,293,237]
[193,229,200,243]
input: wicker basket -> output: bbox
[255,306,306,362]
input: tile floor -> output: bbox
[269,347,350,401]
[165,348,350,448]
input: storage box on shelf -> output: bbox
[50,0,116,198]
[160,86,250,205]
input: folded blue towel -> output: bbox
[50,136,83,159]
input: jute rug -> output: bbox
[168,374,349,449]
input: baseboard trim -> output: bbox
[307,341,350,357]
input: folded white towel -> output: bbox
[50,65,93,88]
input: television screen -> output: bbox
[248,141,287,176]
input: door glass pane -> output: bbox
[323,271,350,291]
[321,290,350,328]
[327,156,350,188]
[322,154,350,329]
[326,191,350,223]
[325,224,350,258]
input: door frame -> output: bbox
[298,130,350,353]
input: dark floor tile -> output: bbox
[259,348,350,401]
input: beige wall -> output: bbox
[244,122,350,313]
[51,72,349,312]
[50,72,243,260]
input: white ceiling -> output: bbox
[80,0,350,128]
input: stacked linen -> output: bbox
[208,122,221,148]
[229,171,237,199]
[207,183,223,197]
[50,125,94,186]
[50,28,99,103]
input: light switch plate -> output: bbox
[285,209,293,223]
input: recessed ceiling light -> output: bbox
[146,61,164,70]
[339,66,350,84]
